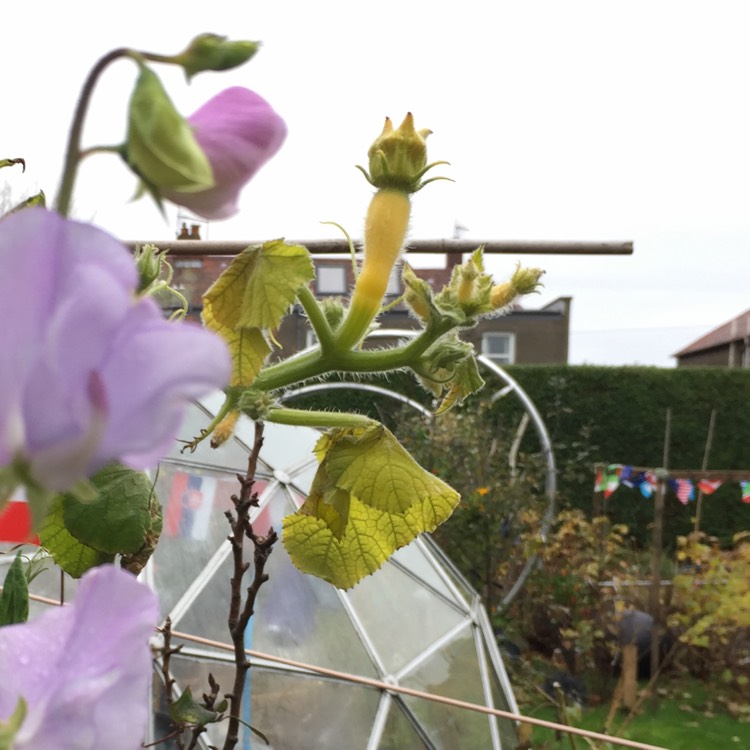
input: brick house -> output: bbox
[165,251,571,365]
[674,308,750,368]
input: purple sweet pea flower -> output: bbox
[0,208,230,492]
[162,87,287,220]
[0,565,158,749]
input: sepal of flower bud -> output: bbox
[126,65,214,193]
[491,263,545,310]
[414,333,484,412]
[402,263,434,323]
[238,388,278,422]
[357,113,448,194]
[133,244,165,293]
[173,34,259,81]
[434,248,494,321]
[320,297,346,332]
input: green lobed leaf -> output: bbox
[283,423,460,588]
[38,495,112,578]
[203,242,313,386]
[237,240,314,330]
[59,463,161,556]
[0,554,29,625]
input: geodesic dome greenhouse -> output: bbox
[143,391,522,749]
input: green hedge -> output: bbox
[284,366,750,546]
[503,365,750,546]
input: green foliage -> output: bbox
[396,402,547,613]
[203,241,313,386]
[505,365,750,546]
[283,422,460,588]
[39,463,162,578]
[0,554,28,625]
[669,532,750,691]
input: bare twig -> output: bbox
[223,420,278,750]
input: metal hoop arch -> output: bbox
[281,329,556,610]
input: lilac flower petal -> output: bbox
[0,565,158,750]
[0,208,231,492]
[163,87,287,220]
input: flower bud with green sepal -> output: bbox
[125,65,214,197]
[490,263,545,310]
[356,113,449,194]
[133,243,165,293]
[238,388,279,422]
[172,34,259,81]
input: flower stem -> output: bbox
[55,47,136,217]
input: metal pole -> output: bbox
[125,238,634,257]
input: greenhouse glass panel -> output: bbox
[144,396,519,749]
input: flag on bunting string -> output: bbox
[595,464,622,498]
[698,479,722,495]
[639,470,658,499]
[741,481,750,504]
[620,465,636,488]
[670,478,695,505]
[0,488,38,544]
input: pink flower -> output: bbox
[163,87,287,220]
[0,565,158,749]
[0,208,230,492]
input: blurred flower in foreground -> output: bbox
[162,87,287,219]
[0,565,158,749]
[0,208,230,495]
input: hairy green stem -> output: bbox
[267,407,374,430]
[253,318,452,392]
[296,286,335,352]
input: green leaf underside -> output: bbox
[283,424,460,589]
[0,554,29,625]
[237,240,314,330]
[203,243,311,386]
[38,495,112,578]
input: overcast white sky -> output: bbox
[4,1,749,366]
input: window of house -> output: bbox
[386,267,400,296]
[316,265,347,294]
[481,332,515,364]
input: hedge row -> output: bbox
[286,365,750,546]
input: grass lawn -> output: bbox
[523,677,750,749]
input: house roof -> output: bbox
[674,307,750,357]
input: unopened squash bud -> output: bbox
[357,113,448,194]
[491,264,545,310]
[133,243,165,293]
[210,411,240,448]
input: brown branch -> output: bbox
[222,420,277,750]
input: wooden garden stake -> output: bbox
[693,409,717,534]
[649,408,671,680]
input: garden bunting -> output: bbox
[594,465,750,506]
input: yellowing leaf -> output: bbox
[203,240,312,386]
[202,249,272,386]
[283,423,460,588]
[237,240,314,330]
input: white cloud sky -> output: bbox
[4,1,749,367]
